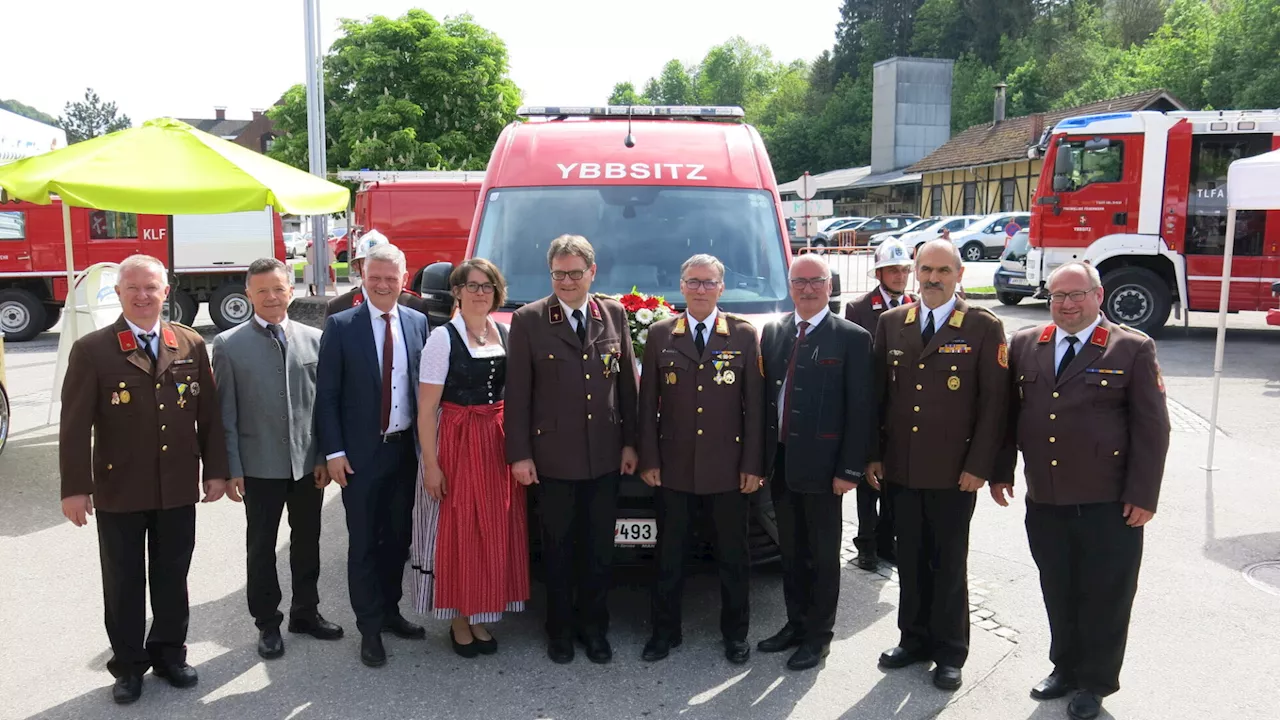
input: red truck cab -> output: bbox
[350,176,482,287]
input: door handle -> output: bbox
[1113,212,1128,226]
[17,255,30,260]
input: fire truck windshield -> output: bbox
[473,186,794,313]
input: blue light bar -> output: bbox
[1056,112,1135,129]
[517,105,745,119]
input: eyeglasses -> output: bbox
[789,277,830,289]
[550,269,588,281]
[682,278,722,291]
[1048,289,1097,304]
[460,282,496,295]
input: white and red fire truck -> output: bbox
[0,200,285,340]
[1026,109,1280,333]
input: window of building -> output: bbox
[930,185,942,215]
[962,182,976,214]
[1001,179,1017,212]
[0,211,24,240]
[88,211,139,240]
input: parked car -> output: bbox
[948,211,1030,262]
[283,231,310,259]
[831,214,921,247]
[897,215,984,256]
[868,217,938,246]
[994,228,1036,305]
[817,216,869,234]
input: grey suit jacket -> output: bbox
[212,317,322,480]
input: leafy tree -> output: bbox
[695,37,779,108]
[267,10,521,172]
[609,82,644,105]
[0,99,57,126]
[1106,0,1169,48]
[658,60,697,105]
[911,0,969,57]
[641,78,663,104]
[58,88,132,143]
[1202,0,1280,110]
[949,54,1004,130]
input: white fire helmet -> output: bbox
[869,239,913,278]
[354,229,388,261]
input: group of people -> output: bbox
[57,230,1169,720]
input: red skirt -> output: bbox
[432,400,529,617]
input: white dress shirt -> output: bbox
[918,294,958,335]
[880,287,905,308]
[124,318,161,358]
[560,298,591,333]
[1054,316,1103,369]
[778,306,831,427]
[254,314,289,346]
[371,304,412,434]
[686,307,719,348]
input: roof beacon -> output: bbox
[517,105,745,121]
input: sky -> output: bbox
[4,0,843,125]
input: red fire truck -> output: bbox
[1026,109,1280,334]
[339,171,482,288]
[418,105,795,565]
[0,200,285,341]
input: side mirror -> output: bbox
[420,261,455,323]
[1053,143,1074,192]
[828,271,842,314]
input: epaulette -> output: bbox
[1117,323,1150,339]
[169,321,200,336]
[968,305,999,319]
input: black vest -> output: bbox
[440,322,508,406]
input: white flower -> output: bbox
[637,328,649,345]
[635,308,654,325]
[653,306,671,321]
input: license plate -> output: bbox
[615,519,657,546]
[1009,277,1030,286]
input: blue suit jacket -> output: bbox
[316,301,428,476]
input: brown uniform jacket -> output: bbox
[995,319,1170,511]
[871,298,1008,489]
[324,288,429,320]
[844,286,915,336]
[60,316,229,513]
[505,294,639,481]
[638,311,765,494]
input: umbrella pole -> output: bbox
[52,201,77,424]
[167,214,176,321]
[1204,207,1236,472]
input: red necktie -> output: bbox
[380,313,394,433]
[780,320,810,442]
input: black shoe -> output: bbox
[111,675,142,705]
[547,637,574,664]
[288,613,345,640]
[361,634,387,667]
[1067,690,1102,720]
[786,643,830,671]
[878,646,928,669]
[1030,672,1076,700]
[933,665,963,690]
[451,627,479,658]
[258,627,285,659]
[151,662,198,688]
[641,634,681,661]
[855,553,879,571]
[472,630,497,656]
[724,639,750,665]
[382,614,426,640]
[576,632,613,664]
[756,623,804,653]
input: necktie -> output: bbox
[922,311,936,345]
[137,333,157,364]
[267,323,286,360]
[380,313,394,433]
[890,297,900,308]
[694,321,707,356]
[572,308,587,346]
[780,321,810,443]
[1057,336,1079,379]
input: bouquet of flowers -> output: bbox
[614,286,677,362]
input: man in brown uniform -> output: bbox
[324,233,430,320]
[637,254,765,665]
[844,239,915,571]
[992,262,1169,720]
[505,234,639,665]
[868,239,1008,691]
[59,255,229,705]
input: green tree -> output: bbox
[1202,0,1280,110]
[641,78,662,104]
[658,60,697,105]
[949,54,1004,130]
[695,37,779,108]
[58,88,132,143]
[609,82,644,105]
[1106,0,1170,47]
[267,10,521,172]
[911,0,969,57]
[0,99,57,126]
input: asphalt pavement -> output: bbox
[2,275,1278,720]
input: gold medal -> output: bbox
[178,396,187,409]
[947,375,960,391]
[722,369,736,385]
[119,390,131,404]
[666,371,677,386]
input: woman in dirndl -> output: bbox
[411,258,530,658]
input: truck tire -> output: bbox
[41,306,63,331]
[0,379,8,456]
[161,290,198,327]
[0,289,47,342]
[962,242,985,262]
[336,249,349,263]
[209,283,253,330]
[997,292,1022,306]
[1102,266,1171,335]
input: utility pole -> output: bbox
[303,0,329,295]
